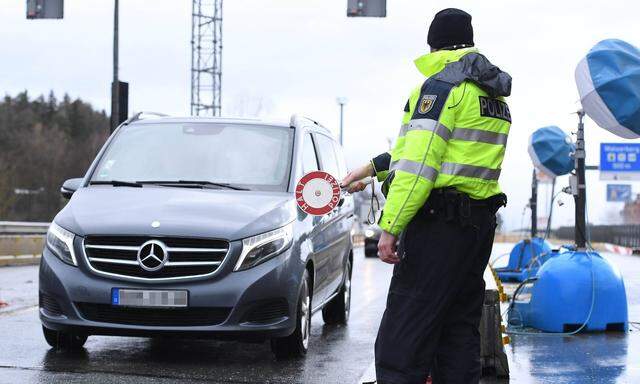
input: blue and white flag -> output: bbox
[576,39,640,139]
[528,126,575,177]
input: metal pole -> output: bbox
[339,103,344,145]
[110,0,119,132]
[575,110,587,249]
[530,169,538,238]
[190,0,196,115]
[336,97,347,145]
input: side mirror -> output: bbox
[61,178,83,199]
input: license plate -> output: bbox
[111,288,188,308]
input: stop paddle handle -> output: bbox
[343,176,373,191]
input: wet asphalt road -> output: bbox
[0,247,393,384]
[0,244,639,383]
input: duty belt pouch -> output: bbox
[458,194,472,227]
[443,190,458,222]
[496,193,508,212]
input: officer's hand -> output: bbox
[378,231,399,264]
[341,164,373,193]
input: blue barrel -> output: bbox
[510,250,628,332]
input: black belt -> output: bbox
[423,188,507,226]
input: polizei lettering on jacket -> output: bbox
[478,96,511,123]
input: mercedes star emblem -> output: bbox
[137,240,169,272]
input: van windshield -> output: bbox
[90,123,294,191]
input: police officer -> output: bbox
[342,8,511,384]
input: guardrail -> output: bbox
[0,221,50,235]
[555,225,640,249]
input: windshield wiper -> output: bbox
[89,180,143,188]
[138,180,249,191]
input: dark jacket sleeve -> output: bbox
[371,152,392,173]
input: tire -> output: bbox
[322,259,351,325]
[364,246,377,258]
[270,269,311,359]
[42,326,87,350]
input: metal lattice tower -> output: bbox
[191,0,223,116]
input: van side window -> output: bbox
[332,141,348,179]
[314,134,340,178]
[302,133,319,174]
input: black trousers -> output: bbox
[375,195,499,384]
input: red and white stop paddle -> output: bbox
[295,171,342,216]
[295,171,372,216]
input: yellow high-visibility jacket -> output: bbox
[373,48,512,236]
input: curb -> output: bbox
[0,254,41,267]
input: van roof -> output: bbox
[126,114,334,137]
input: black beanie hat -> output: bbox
[427,8,474,50]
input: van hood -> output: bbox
[55,186,297,241]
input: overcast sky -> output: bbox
[3,0,640,230]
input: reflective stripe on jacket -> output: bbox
[373,48,512,236]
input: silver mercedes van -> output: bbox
[39,113,354,358]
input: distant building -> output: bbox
[621,194,640,224]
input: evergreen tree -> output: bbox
[0,91,110,221]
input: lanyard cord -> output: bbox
[367,179,380,225]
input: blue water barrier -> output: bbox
[510,250,628,332]
[495,237,553,283]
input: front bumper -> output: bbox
[39,243,303,340]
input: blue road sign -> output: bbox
[607,184,632,202]
[600,143,640,180]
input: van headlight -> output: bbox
[46,222,78,266]
[234,223,294,271]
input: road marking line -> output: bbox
[0,364,238,383]
[0,305,37,317]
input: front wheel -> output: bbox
[270,269,311,359]
[364,245,378,258]
[42,326,87,350]
[322,259,351,325]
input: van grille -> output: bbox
[76,302,231,326]
[83,236,229,281]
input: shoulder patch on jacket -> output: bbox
[418,95,437,114]
[478,96,511,123]
[410,79,455,121]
